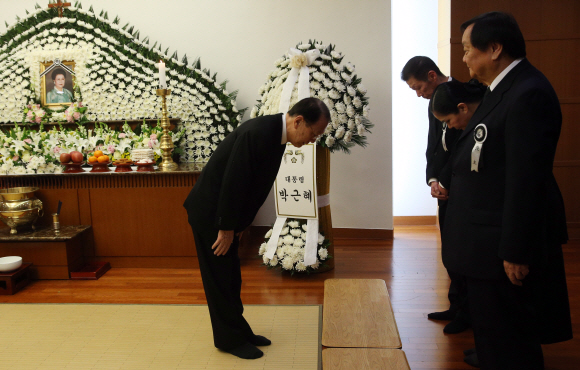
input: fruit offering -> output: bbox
[70,151,83,163]
[90,150,110,164]
[113,158,133,165]
[59,152,71,163]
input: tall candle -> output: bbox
[158,60,167,89]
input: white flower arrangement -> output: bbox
[259,218,331,274]
[0,121,185,174]
[252,40,373,153]
[0,3,245,163]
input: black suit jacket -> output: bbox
[184,114,286,233]
[441,59,572,343]
[442,59,567,278]
[426,94,461,189]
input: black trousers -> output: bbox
[190,222,254,350]
[439,201,469,322]
[466,276,544,370]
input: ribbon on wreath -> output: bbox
[278,48,321,113]
[266,47,322,266]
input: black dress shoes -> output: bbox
[443,317,470,334]
[464,352,480,368]
[427,309,457,321]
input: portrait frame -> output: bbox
[40,60,76,108]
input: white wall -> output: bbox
[1,0,392,230]
[392,0,439,216]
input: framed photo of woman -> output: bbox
[40,60,75,108]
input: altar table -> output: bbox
[0,163,204,269]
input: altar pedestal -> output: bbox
[0,226,90,279]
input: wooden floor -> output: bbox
[1,226,578,369]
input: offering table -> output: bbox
[0,163,204,269]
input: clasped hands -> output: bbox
[212,229,244,256]
[430,181,448,200]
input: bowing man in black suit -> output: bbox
[183,97,330,359]
[402,56,468,334]
[441,12,572,369]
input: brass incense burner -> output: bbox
[0,187,44,234]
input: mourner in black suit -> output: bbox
[402,56,468,334]
[183,98,330,359]
[441,12,572,369]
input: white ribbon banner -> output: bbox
[267,47,322,266]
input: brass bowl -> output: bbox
[0,187,40,202]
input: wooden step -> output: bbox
[323,348,410,370]
[322,279,401,348]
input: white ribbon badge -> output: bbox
[471,123,487,172]
[442,122,448,152]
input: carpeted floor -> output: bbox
[0,304,321,370]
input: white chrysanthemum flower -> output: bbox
[277,237,284,247]
[324,98,334,110]
[269,255,279,266]
[318,233,325,245]
[353,96,362,108]
[290,228,302,237]
[302,224,308,232]
[346,105,356,118]
[332,62,343,71]
[321,54,332,61]
[313,60,323,66]
[325,136,335,147]
[357,84,367,94]
[347,86,356,97]
[334,81,345,92]
[283,234,295,245]
[312,71,324,81]
[259,242,267,255]
[265,229,273,238]
[320,65,331,73]
[296,261,307,271]
[277,247,286,259]
[341,72,352,83]
[317,88,328,100]
[335,102,346,114]
[344,130,354,143]
[280,227,289,235]
[282,257,295,270]
[357,124,366,135]
[297,43,311,50]
[310,259,321,269]
[318,248,328,260]
[328,89,340,100]
[335,126,345,139]
[288,220,300,228]
[323,78,334,89]
[311,81,321,90]
[293,238,304,248]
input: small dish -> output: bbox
[88,161,112,173]
[113,161,134,173]
[61,161,85,173]
[135,161,155,172]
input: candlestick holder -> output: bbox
[156,89,179,171]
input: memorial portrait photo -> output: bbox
[40,60,75,107]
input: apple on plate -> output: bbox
[60,153,71,163]
[70,151,83,163]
